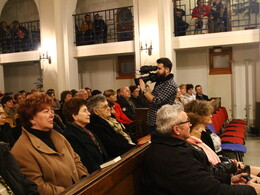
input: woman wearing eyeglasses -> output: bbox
[11,93,88,195]
[87,95,135,158]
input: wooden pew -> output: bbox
[134,108,149,138]
[60,142,150,195]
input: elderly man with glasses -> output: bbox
[142,104,259,194]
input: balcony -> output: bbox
[73,6,134,46]
[173,0,259,36]
[0,20,40,54]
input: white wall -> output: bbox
[176,48,209,93]
[76,0,132,14]
[176,44,260,123]
[176,48,232,117]
[4,62,41,93]
[232,44,259,122]
[78,56,133,92]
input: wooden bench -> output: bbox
[60,142,150,195]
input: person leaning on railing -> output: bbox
[190,0,211,34]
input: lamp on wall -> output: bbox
[140,41,153,56]
[39,50,51,64]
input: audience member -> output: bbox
[18,90,26,99]
[139,58,178,132]
[0,142,39,194]
[59,90,72,122]
[0,96,18,128]
[78,89,88,100]
[11,20,29,51]
[80,14,94,44]
[0,105,15,147]
[93,14,107,43]
[174,7,189,36]
[191,0,211,34]
[129,85,148,108]
[85,87,92,98]
[174,87,184,108]
[0,90,4,101]
[11,93,88,194]
[63,98,109,173]
[87,95,135,158]
[46,89,61,113]
[185,84,196,103]
[0,21,12,53]
[210,0,228,32]
[195,84,209,100]
[71,89,78,97]
[103,89,132,125]
[92,89,102,96]
[142,104,259,194]
[117,86,135,120]
[184,100,260,177]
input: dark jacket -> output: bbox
[142,133,256,195]
[0,123,15,148]
[63,122,109,173]
[0,143,39,195]
[130,95,149,108]
[196,93,209,101]
[116,96,135,120]
[87,115,135,158]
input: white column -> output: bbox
[39,0,79,95]
[134,0,176,75]
[0,65,4,91]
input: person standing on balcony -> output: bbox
[0,21,12,53]
[210,0,228,32]
[94,14,107,43]
[80,14,94,44]
[11,21,29,51]
[190,0,211,34]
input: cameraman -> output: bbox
[139,58,178,132]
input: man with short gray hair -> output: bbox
[142,104,258,194]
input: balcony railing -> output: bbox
[173,0,259,36]
[0,20,40,54]
[73,6,134,46]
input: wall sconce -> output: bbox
[39,50,51,64]
[140,41,153,56]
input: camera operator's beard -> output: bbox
[156,72,166,80]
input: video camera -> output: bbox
[134,65,158,85]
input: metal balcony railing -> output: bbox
[73,6,134,46]
[0,20,40,54]
[173,0,259,36]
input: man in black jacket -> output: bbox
[142,104,259,194]
[117,86,135,120]
[195,84,209,101]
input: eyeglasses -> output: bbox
[176,120,190,125]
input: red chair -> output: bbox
[219,107,247,125]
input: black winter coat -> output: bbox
[63,123,109,173]
[87,115,135,158]
[142,133,256,195]
[116,96,135,120]
[0,143,39,195]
